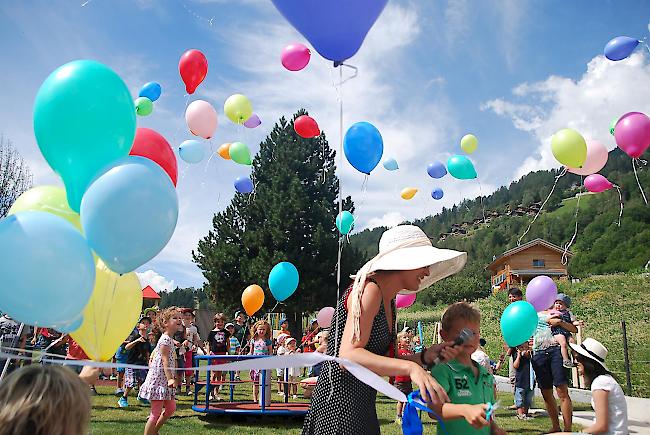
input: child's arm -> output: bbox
[248,340,253,355]
[512,350,522,369]
[160,343,177,387]
[431,403,489,429]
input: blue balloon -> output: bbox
[0,212,95,326]
[604,36,640,61]
[427,161,447,179]
[344,122,383,175]
[383,157,399,171]
[431,188,444,200]
[56,314,84,333]
[271,0,388,63]
[500,301,538,347]
[447,155,478,180]
[268,261,299,302]
[234,176,254,194]
[336,210,355,234]
[139,81,162,102]
[179,140,205,164]
[81,156,179,274]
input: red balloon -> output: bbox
[179,49,208,95]
[129,128,178,186]
[294,115,320,138]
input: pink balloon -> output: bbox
[317,306,335,328]
[526,275,557,312]
[568,139,608,175]
[584,174,614,193]
[615,112,650,158]
[281,43,311,71]
[396,293,416,309]
[185,100,218,139]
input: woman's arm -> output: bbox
[547,317,578,333]
[160,343,177,387]
[583,389,609,434]
[396,343,459,366]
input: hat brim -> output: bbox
[569,342,609,371]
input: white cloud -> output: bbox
[366,212,408,229]
[137,270,176,293]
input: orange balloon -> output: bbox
[242,284,265,316]
[218,143,231,160]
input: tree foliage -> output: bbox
[0,136,33,217]
[159,287,213,310]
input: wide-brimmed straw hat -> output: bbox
[569,338,609,371]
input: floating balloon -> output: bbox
[567,139,608,176]
[604,36,640,61]
[500,301,538,347]
[268,262,299,302]
[130,128,178,186]
[460,134,478,154]
[336,210,355,235]
[179,49,208,94]
[0,212,95,327]
[33,60,136,212]
[282,43,311,71]
[242,284,265,316]
[179,140,205,164]
[8,186,81,232]
[344,122,383,174]
[229,142,252,165]
[401,187,418,200]
[138,81,162,102]
[427,161,447,179]
[526,275,558,312]
[447,155,477,180]
[218,143,232,160]
[244,113,261,129]
[396,293,416,309]
[81,156,179,274]
[185,100,218,139]
[383,158,398,171]
[614,112,650,158]
[294,115,320,138]
[610,117,619,136]
[316,307,335,328]
[551,128,587,168]
[234,176,254,194]
[270,0,388,63]
[585,174,614,193]
[224,94,253,125]
[134,97,153,116]
[431,188,444,200]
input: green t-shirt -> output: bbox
[430,359,495,435]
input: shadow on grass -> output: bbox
[197,414,305,429]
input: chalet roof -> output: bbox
[486,238,573,271]
[142,285,161,300]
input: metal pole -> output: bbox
[621,321,633,396]
[0,323,24,382]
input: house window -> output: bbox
[533,259,545,267]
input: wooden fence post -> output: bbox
[621,321,633,396]
[571,324,585,388]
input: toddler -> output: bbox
[284,337,301,399]
[512,340,535,420]
[248,320,273,403]
[550,293,578,368]
[394,331,413,425]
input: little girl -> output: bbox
[284,337,301,399]
[139,307,181,435]
[248,320,273,403]
[394,331,413,425]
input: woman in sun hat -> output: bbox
[569,338,628,434]
[302,224,467,435]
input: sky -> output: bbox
[1,0,649,293]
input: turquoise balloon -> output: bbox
[500,301,538,347]
[447,155,477,180]
[336,211,355,235]
[268,262,299,302]
[33,60,136,212]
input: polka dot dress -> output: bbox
[302,288,395,435]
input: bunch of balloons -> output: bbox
[134,81,161,117]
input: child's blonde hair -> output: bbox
[397,331,411,344]
[250,319,271,340]
[157,306,180,332]
[441,302,481,331]
[0,365,91,435]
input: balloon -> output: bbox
[270,0,388,63]
[138,81,162,102]
[604,36,640,61]
[186,100,218,139]
[460,134,478,154]
[500,301,538,347]
[609,117,618,136]
[447,155,477,179]
[56,315,84,334]
[8,186,81,232]
[316,307,335,328]
[526,275,558,312]
[80,156,179,274]
[33,60,136,212]
[431,188,444,200]
[178,140,205,164]
[134,97,153,116]
[281,43,311,71]
[130,128,178,186]
[383,158,398,171]
[234,176,254,194]
[401,187,418,200]
[335,210,355,235]
[268,262,299,302]
[71,259,142,361]
[551,128,587,168]
[224,94,253,124]
[294,115,320,138]
[614,112,650,158]
[244,113,261,129]
[427,161,447,179]
[396,293,416,309]
[343,122,383,174]
[179,49,208,94]
[585,174,614,193]
[218,143,232,160]
[567,139,608,176]
[229,142,252,165]
[242,284,265,316]
[0,212,95,326]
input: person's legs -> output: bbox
[145,400,163,435]
[155,399,177,430]
[514,387,527,417]
[508,355,517,408]
[540,388,560,431]
[548,345,572,430]
[524,388,534,416]
[555,384,573,431]
[532,349,560,431]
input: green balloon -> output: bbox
[229,141,252,165]
[550,128,587,168]
[33,60,136,212]
[609,117,618,136]
[447,155,477,180]
[8,185,82,232]
[135,97,153,116]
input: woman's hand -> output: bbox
[409,363,449,406]
[423,341,460,365]
[462,404,489,428]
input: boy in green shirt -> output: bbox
[429,302,506,435]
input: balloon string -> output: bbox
[203,140,215,174]
[477,179,486,223]
[172,94,192,147]
[632,158,648,205]
[518,167,567,246]
[562,180,581,265]
[614,185,624,227]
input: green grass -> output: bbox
[547,194,596,219]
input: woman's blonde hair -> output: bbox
[0,365,91,435]
[250,319,271,340]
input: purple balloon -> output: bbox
[427,161,447,179]
[234,176,254,194]
[244,113,261,129]
[526,276,558,312]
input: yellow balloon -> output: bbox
[242,284,265,316]
[224,94,253,124]
[71,260,142,361]
[551,128,587,168]
[217,143,231,160]
[460,134,478,154]
[8,185,82,232]
[401,187,418,200]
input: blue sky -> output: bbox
[1,0,649,292]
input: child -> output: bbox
[412,335,424,353]
[119,316,152,407]
[312,330,329,377]
[471,338,493,375]
[512,340,535,420]
[114,344,128,395]
[226,323,241,355]
[430,302,506,435]
[284,337,301,399]
[138,307,180,435]
[207,313,230,401]
[248,319,273,403]
[275,333,289,396]
[279,318,291,337]
[182,309,203,395]
[550,293,578,368]
[395,331,413,425]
